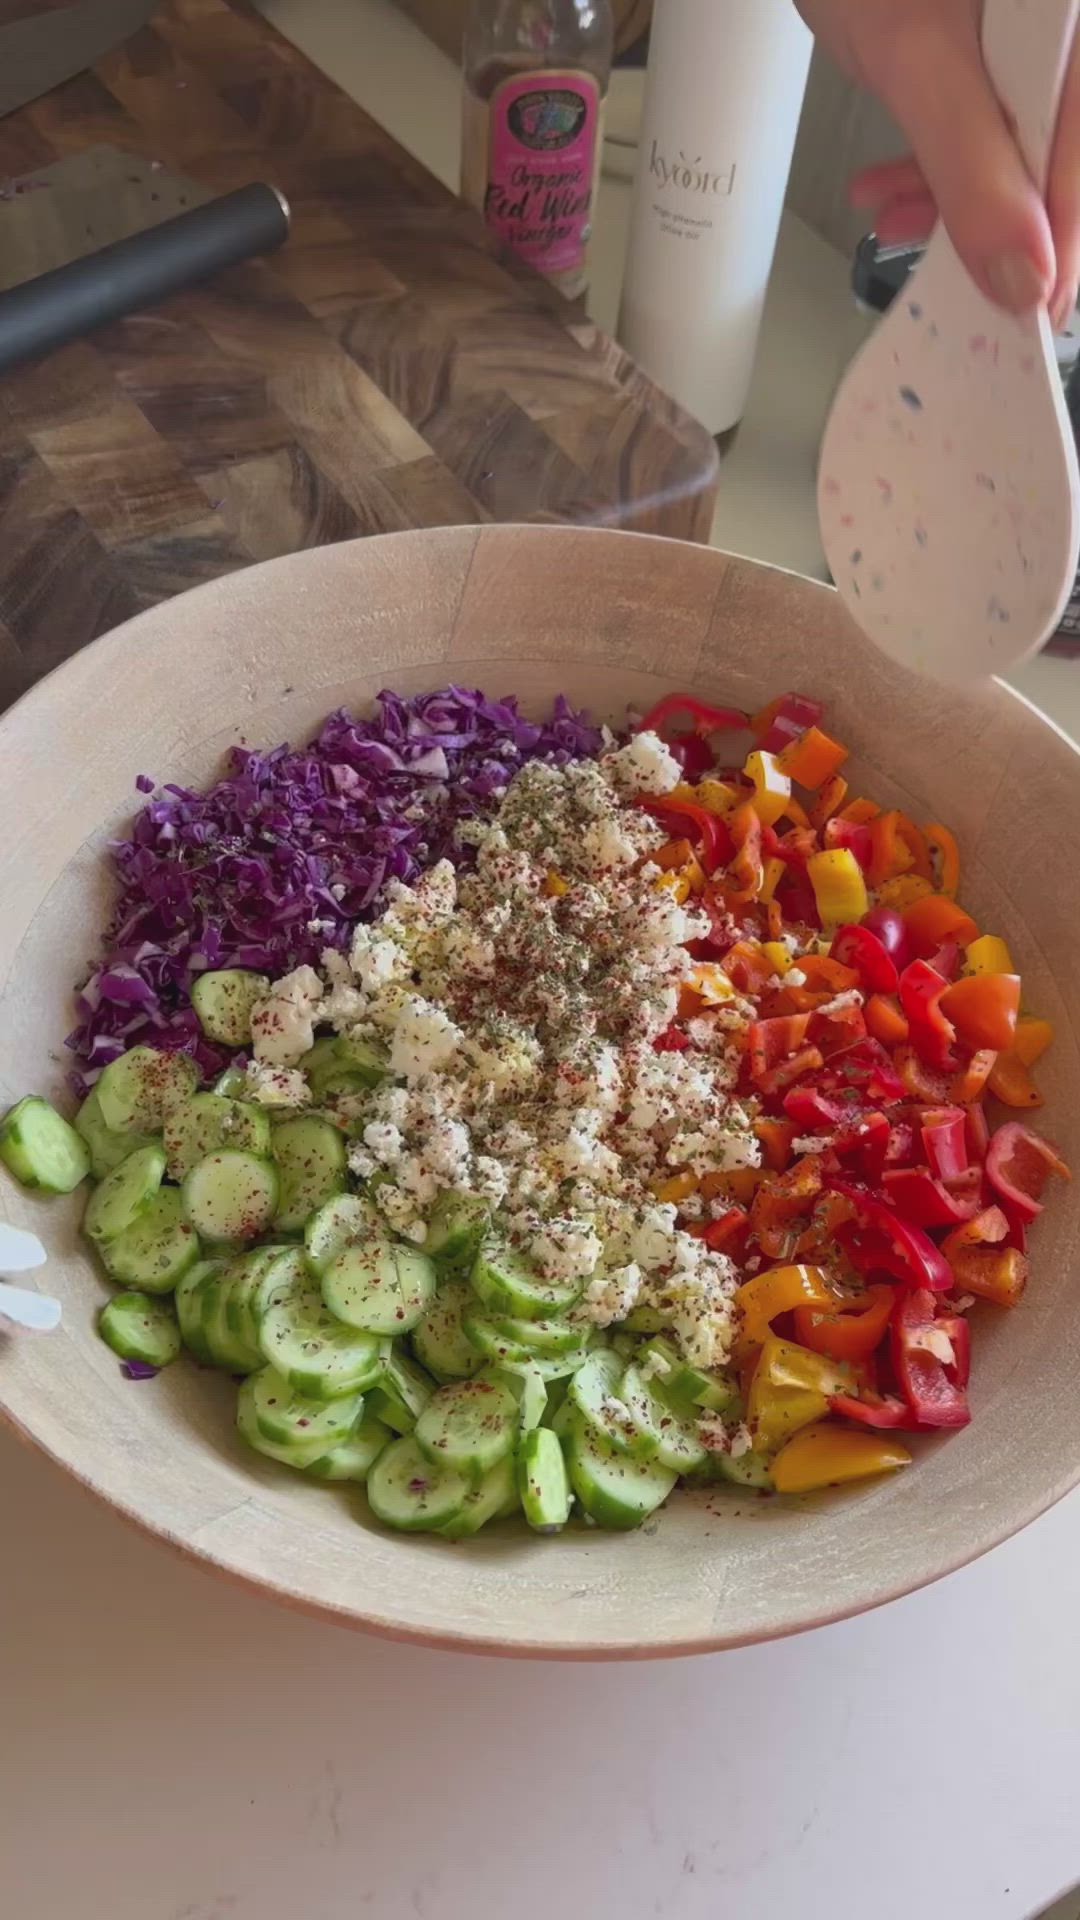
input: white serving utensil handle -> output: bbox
[0,1222,47,1271]
[0,1281,61,1332]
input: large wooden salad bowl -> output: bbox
[1,524,1078,1658]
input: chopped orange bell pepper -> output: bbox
[743,749,792,828]
[865,992,910,1048]
[939,973,1021,1052]
[797,954,860,995]
[987,1050,1044,1109]
[903,892,980,956]
[545,870,570,896]
[700,1167,762,1206]
[686,962,736,1004]
[942,1209,1029,1306]
[792,1190,857,1257]
[839,797,880,826]
[1014,1015,1054,1068]
[653,1169,698,1205]
[793,1283,894,1362]
[770,1422,911,1493]
[779,795,812,831]
[894,814,933,882]
[717,802,765,905]
[754,1117,799,1173]
[876,873,934,910]
[867,810,916,888]
[924,822,961,898]
[775,726,849,790]
[809,773,849,831]
[653,837,694,871]
[949,1048,998,1104]
[750,1155,824,1257]
[720,940,775,994]
[736,1265,836,1351]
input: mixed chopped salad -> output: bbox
[1,686,1069,1535]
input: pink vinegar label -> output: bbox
[485,70,600,274]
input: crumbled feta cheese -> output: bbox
[388,995,464,1080]
[245,1061,311,1107]
[582,1262,643,1327]
[531,1216,603,1286]
[250,964,324,1067]
[603,730,683,797]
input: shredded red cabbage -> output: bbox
[68,688,604,1091]
[121,1359,159,1381]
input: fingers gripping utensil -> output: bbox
[819,0,1080,683]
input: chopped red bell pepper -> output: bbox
[783,1086,845,1131]
[920,1108,969,1183]
[828,1179,954,1291]
[775,868,822,929]
[666,732,717,781]
[830,924,900,994]
[653,1024,690,1053]
[699,1208,750,1255]
[926,938,961,982]
[899,959,958,1070]
[861,906,913,969]
[830,1389,913,1430]
[882,1167,983,1228]
[638,796,731,875]
[822,816,874,873]
[891,1288,972,1428]
[985,1122,1070,1223]
[753,691,824,754]
[748,1014,812,1085]
[885,1119,918,1167]
[816,1038,906,1105]
[636,693,748,739]
[965,1102,991,1164]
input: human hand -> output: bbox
[797,0,1080,328]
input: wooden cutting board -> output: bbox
[0,0,718,708]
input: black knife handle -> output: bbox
[0,181,290,376]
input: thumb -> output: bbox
[870,16,1056,312]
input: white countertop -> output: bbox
[3,6,1079,1918]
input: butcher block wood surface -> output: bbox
[0,0,719,707]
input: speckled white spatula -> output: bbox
[819,0,1080,682]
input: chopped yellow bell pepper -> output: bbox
[743,749,792,828]
[654,869,691,904]
[736,1266,836,1350]
[688,962,736,1004]
[545,870,570,897]
[964,934,1013,975]
[1014,1015,1054,1067]
[654,1168,698,1205]
[761,939,792,976]
[747,1337,856,1451]
[681,851,707,896]
[694,778,743,819]
[771,1422,912,1493]
[806,848,868,928]
[876,872,933,910]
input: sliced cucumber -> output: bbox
[175,1257,226,1363]
[163,1093,271,1181]
[221,1245,293,1351]
[640,1337,737,1417]
[620,1363,708,1474]
[75,1087,159,1181]
[565,1410,677,1530]
[367,1349,435,1434]
[0,1096,90,1193]
[414,1374,519,1481]
[333,1033,392,1088]
[463,1309,592,1381]
[567,1347,638,1451]
[471,1236,582,1320]
[271,1114,347,1232]
[249,1362,364,1452]
[305,1415,394,1482]
[191,969,270,1047]
[212,1065,251,1099]
[236,1371,330,1469]
[485,1313,583,1358]
[96,1046,197,1133]
[200,1262,264,1373]
[258,1271,388,1400]
[714,1447,774,1490]
[98,1290,181,1369]
[366,1435,471,1533]
[304,1193,375,1274]
[321,1238,436,1337]
[440,1454,519,1537]
[301,1033,390,1097]
[411,1275,481,1382]
[100,1186,200,1293]
[493,1358,547,1435]
[424,1190,490,1272]
[518,1428,572,1534]
[83,1143,166,1244]
[181,1149,279,1244]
